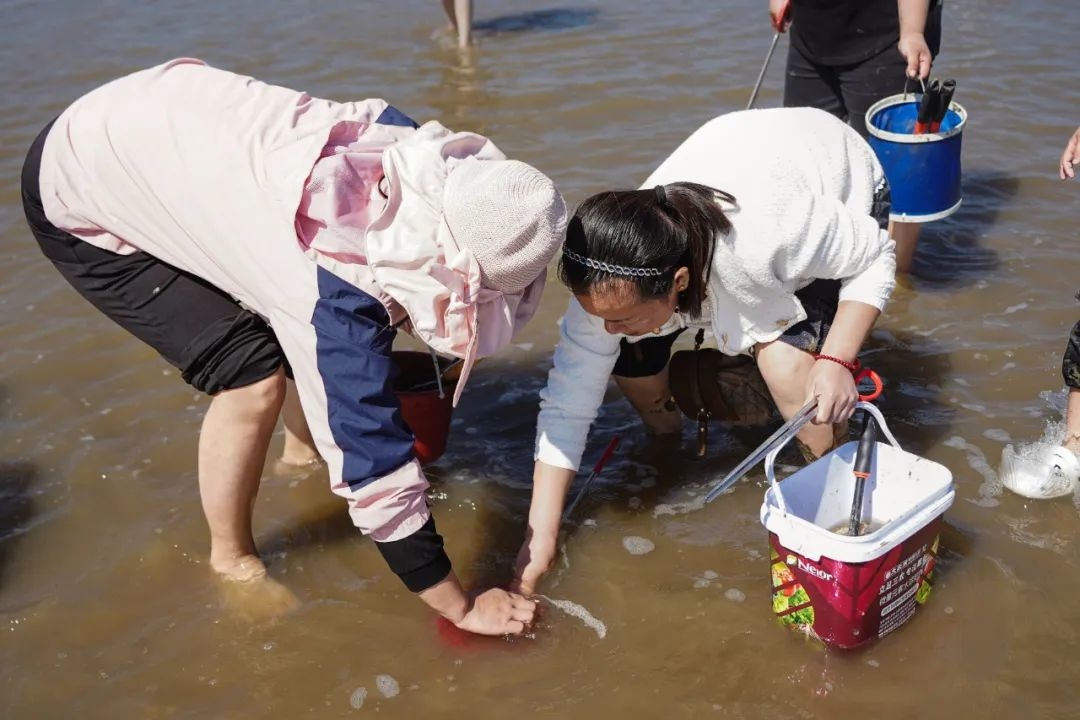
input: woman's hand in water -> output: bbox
[455,588,537,636]
[511,535,557,597]
[806,358,858,424]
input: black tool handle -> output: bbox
[935,79,956,123]
[853,414,878,477]
[916,79,940,122]
[847,413,879,536]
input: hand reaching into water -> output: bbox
[511,535,557,597]
[455,588,537,636]
[1060,126,1080,180]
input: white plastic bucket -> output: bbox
[760,403,955,648]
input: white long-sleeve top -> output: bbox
[535,107,896,471]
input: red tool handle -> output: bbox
[914,79,941,135]
[591,436,621,475]
[928,79,956,132]
[855,368,884,402]
[770,0,791,32]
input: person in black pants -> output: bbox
[767,0,942,275]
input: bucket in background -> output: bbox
[392,350,456,466]
[760,403,955,649]
[865,94,968,223]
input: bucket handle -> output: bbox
[765,402,902,515]
[428,346,446,399]
[902,75,928,101]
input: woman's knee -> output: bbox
[614,371,682,434]
[214,367,287,417]
[755,341,814,408]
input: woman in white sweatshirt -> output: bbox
[513,107,896,594]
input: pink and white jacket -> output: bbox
[37,58,545,588]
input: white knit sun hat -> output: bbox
[443,159,567,294]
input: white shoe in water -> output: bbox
[1000,444,1080,499]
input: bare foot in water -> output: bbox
[214,553,301,622]
[212,552,269,582]
[272,453,324,477]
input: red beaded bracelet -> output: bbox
[815,354,861,373]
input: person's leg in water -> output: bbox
[754,340,843,459]
[440,0,474,47]
[278,378,321,467]
[611,331,685,435]
[200,367,287,580]
[24,119,298,614]
[890,221,921,275]
[1064,389,1080,456]
[754,279,850,461]
[613,368,682,435]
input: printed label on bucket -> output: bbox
[768,520,941,649]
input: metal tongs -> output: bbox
[704,367,884,503]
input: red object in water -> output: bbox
[435,616,475,648]
[434,615,517,651]
[392,351,455,466]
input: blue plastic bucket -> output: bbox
[865,94,967,223]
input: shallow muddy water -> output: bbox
[3,0,1080,717]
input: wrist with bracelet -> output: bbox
[815,354,861,374]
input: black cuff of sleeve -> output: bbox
[374,515,452,593]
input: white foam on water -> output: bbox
[538,594,607,639]
[653,495,706,517]
[943,435,1001,506]
[997,395,1080,502]
[622,536,655,555]
[349,687,367,709]
[724,588,746,603]
[375,675,399,699]
[693,579,711,589]
[983,428,1012,443]
[703,570,718,580]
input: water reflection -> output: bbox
[913,169,1019,285]
[0,459,35,608]
[428,42,494,133]
[473,7,601,36]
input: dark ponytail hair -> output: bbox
[558,182,735,319]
